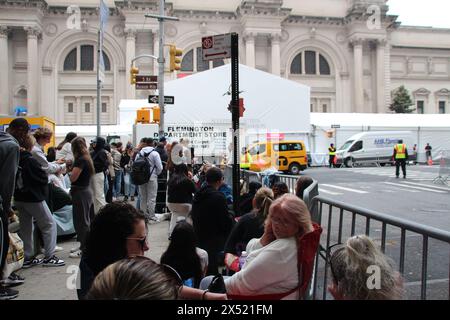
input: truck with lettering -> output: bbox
[335,131,415,167]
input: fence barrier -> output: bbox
[433,150,450,186]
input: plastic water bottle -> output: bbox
[239,251,248,270]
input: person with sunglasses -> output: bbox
[327,235,404,300]
[77,202,149,299]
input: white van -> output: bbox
[336,131,415,167]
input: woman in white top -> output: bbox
[56,132,77,162]
[201,193,319,300]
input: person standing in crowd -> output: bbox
[167,164,196,237]
[328,143,337,168]
[90,137,108,213]
[238,182,262,217]
[425,143,432,161]
[393,139,408,179]
[0,119,21,300]
[103,144,115,204]
[224,187,274,256]
[155,137,168,215]
[56,132,77,162]
[32,127,65,178]
[13,125,64,268]
[135,138,163,223]
[46,147,56,163]
[295,176,314,200]
[121,144,135,202]
[191,167,234,275]
[69,137,95,259]
[161,221,208,288]
[272,181,289,199]
[111,142,123,201]
[328,235,403,300]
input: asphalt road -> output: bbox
[299,164,450,300]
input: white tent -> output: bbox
[57,64,311,159]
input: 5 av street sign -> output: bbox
[136,75,157,83]
[148,95,175,105]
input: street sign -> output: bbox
[202,33,231,61]
[148,95,175,105]
[331,124,341,129]
[136,83,157,90]
[136,75,158,83]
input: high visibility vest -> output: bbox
[394,144,406,159]
[328,147,336,156]
[240,152,252,169]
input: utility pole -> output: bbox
[145,0,179,139]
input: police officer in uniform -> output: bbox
[328,144,337,168]
[393,139,408,178]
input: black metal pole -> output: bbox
[231,33,240,215]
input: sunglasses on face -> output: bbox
[126,236,148,249]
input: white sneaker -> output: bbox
[69,250,82,259]
[70,246,80,254]
[155,213,170,221]
[148,216,160,224]
[55,246,64,252]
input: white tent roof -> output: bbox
[311,113,450,128]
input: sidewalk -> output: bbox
[15,219,170,300]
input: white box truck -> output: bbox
[336,131,415,167]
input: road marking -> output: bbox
[321,184,369,194]
[383,186,419,193]
[318,188,343,196]
[400,181,450,191]
[383,182,447,194]
[404,278,449,287]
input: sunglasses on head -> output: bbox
[319,242,345,281]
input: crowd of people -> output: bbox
[0,118,404,300]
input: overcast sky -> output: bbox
[388,0,450,28]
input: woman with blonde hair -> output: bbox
[202,193,322,300]
[32,127,65,177]
[224,187,274,256]
[328,235,404,300]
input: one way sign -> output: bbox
[148,95,175,105]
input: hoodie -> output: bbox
[90,137,109,173]
[191,184,234,274]
[14,150,49,202]
[0,132,20,212]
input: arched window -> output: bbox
[63,45,112,72]
[63,48,77,71]
[181,47,225,73]
[290,50,331,75]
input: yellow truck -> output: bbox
[0,116,56,152]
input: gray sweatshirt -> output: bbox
[0,132,20,213]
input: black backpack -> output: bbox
[131,150,155,185]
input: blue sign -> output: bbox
[374,138,399,148]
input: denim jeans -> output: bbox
[123,171,136,197]
[113,169,123,197]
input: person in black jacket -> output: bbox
[191,167,234,275]
[155,137,169,214]
[13,132,65,268]
[167,164,197,237]
[90,137,109,213]
[238,181,262,217]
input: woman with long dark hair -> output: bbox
[160,221,208,288]
[56,132,77,161]
[167,164,196,237]
[69,137,95,258]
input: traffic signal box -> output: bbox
[169,45,183,72]
[136,107,160,124]
[130,67,139,84]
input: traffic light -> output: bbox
[130,66,139,85]
[169,45,183,72]
[152,107,160,123]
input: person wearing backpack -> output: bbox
[132,138,163,223]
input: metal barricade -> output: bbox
[433,150,450,186]
[309,195,450,300]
